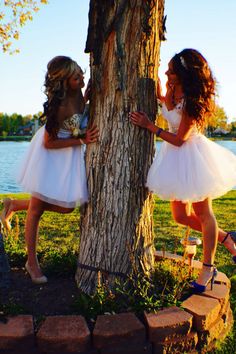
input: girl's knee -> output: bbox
[192,199,213,223]
[171,201,189,226]
[193,207,213,224]
[29,206,44,218]
[172,212,188,225]
[29,197,44,217]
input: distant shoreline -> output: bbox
[1,136,236,142]
[0,136,31,142]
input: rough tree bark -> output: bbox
[76,0,165,294]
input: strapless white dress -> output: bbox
[146,102,236,202]
[16,114,88,208]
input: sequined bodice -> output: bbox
[57,113,83,139]
[62,113,83,131]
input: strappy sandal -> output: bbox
[190,263,218,293]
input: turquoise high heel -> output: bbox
[191,263,218,293]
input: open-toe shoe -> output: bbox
[190,263,218,293]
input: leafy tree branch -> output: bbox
[0,0,48,54]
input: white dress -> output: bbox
[146,102,236,202]
[16,114,88,208]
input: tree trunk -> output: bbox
[76,0,165,294]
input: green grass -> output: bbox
[1,193,80,274]
[153,191,236,270]
[154,191,236,353]
[0,191,236,351]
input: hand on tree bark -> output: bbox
[83,124,99,144]
[129,111,152,129]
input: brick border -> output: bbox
[0,255,234,354]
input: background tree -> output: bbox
[207,105,228,135]
[76,0,166,294]
[0,0,47,54]
[230,120,236,131]
[0,112,39,135]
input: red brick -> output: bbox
[197,315,227,348]
[37,315,91,353]
[221,301,231,322]
[215,309,234,344]
[154,251,202,270]
[154,253,230,289]
[182,294,221,331]
[0,349,39,354]
[197,309,234,354]
[201,283,230,311]
[214,271,231,287]
[154,250,183,262]
[144,306,193,342]
[153,331,198,354]
[93,312,145,349]
[100,342,152,354]
[0,315,34,351]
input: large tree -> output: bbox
[76,0,166,294]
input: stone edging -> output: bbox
[0,254,234,354]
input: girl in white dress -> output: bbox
[0,56,99,284]
[130,48,236,292]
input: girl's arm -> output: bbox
[129,111,194,147]
[44,125,99,149]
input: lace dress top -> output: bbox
[162,101,199,137]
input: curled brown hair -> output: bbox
[41,56,80,137]
[172,49,216,129]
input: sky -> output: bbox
[0,0,235,122]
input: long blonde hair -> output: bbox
[41,56,80,137]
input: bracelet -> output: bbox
[156,128,163,137]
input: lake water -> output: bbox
[0,140,236,194]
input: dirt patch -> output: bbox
[1,267,80,317]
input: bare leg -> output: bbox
[0,198,29,232]
[171,201,202,231]
[25,197,44,278]
[171,201,236,257]
[192,198,218,286]
[5,199,29,219]
[25,196,74,279]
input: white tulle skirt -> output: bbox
[16,126,88,208]
[146,134,236,203]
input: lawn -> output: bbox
[0,191,236,352]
